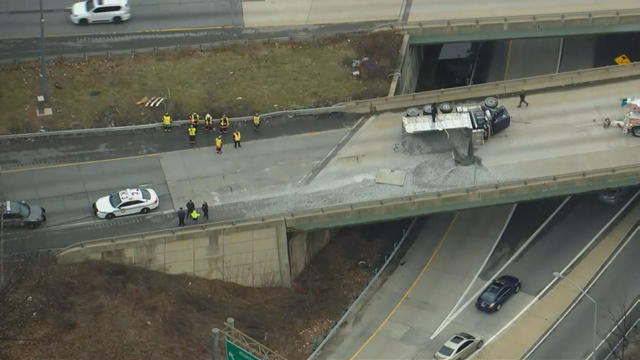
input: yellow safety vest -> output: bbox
[215,137,222,147]
[190,210,200,219]
[188,127,196,136]
[205,114,212,124]
[233,132,241,141]
[253,115,260,125]
[162,114,171,125]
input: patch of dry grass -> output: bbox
[0,32,400,134]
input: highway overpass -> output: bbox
[38,63,640,286]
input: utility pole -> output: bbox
[38,0,48,103]
[1,212,5,286]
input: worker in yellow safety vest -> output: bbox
[219,114,230,134]
[233,130,242,148]
[190,112,200,128]
[190,209,200,221]
[204,113,213,131]
[252,113,261,131]
[215,135,223,154]
[162,112,172,132]
[187,124,197,144]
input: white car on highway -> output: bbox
[93,188,159,219]
[70,0,131,25]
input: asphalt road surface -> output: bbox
[528,225,640,360]
[319,191,638,359]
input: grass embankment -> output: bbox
[0,32,401,134]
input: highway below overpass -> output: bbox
[2,71,640,254]
[317,184,639,359]
[527,226,640,360]
[1,0,634,38]
[1,1,639,61]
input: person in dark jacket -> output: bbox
[186,200,195,215]
[177,207,186,226]
[201,201,209,220]
[518,91,529,108]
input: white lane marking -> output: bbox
[600,298,640,360]
[431,203,517,337]
[524,224,640,360]
[486,189,640,359]
[430,196,571,340]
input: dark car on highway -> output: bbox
[2,200,46,229]
[475,275,521,313]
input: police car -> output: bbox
[93,188,159,220]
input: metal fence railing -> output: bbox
[306,217,418,360]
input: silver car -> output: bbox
[434,332,483,360]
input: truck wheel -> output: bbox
[632,126,640,137]
[439,102,453,113]
[484,97,498,109]
[105,213,115,220]
[406,107,422,117]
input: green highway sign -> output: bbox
[225,339,261,360]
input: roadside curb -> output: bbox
[474,197,640,359]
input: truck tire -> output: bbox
[423,104,434,115]
[439,103,453,113]
[632,126,640,137]
[406,107,422,117]
[484,97,498,109]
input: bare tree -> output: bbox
[603,297,640,360]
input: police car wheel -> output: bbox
[140,208,150,214]
[113,16,122,23]
[105,213,115,220]
[79,18,88,25]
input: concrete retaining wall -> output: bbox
[288,229,333,279]
[58,220,291,287]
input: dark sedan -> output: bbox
[475,275,521,313]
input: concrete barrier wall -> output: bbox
[288,229,333,278]
[345,61,640,113]
[285,165,640,231]
[58,220,291,287]
[376,9,640,45]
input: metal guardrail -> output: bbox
[4,51,640,140]
[374,7,640,31]
[57,163,640,256]
[0,104,346,140]
[306,217,418,360]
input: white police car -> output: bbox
[93,188,159,220]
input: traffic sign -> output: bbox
[225,339,261,360]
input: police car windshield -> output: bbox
[109,193,120,207]
[86,0,95,11]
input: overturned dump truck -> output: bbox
[402,97,511,143]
